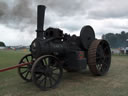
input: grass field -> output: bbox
[0,50,128,96]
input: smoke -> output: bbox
[0,0,36,31]
[0,2,8,17]
[0,0,93,31]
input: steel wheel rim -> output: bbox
[32,55,63,90]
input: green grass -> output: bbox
[0,50,128,96]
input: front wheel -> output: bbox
[18,54,34,82]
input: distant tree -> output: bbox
[102,31,128,48]
[0,41,6,47]
[103,33,118,48]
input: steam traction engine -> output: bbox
[17,5,111,90]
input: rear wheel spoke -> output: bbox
[36,73,43,79]
[43,58,47,65]
[52,73,59,76]
[49,77,53,87]
[97,64,102,70]
[50,76,57,81]
[39,76,45,85]
[52,67,58,71]
[44,77,47,88]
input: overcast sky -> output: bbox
[0,0,128,46]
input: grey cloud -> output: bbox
[0,1,8,17]
[88,0,128,19]
[88,9,128,19]
[107,23,128,30]
[0,0,128,34]
[35,0,91,16]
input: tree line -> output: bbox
[0,41,6,47]
[102,31,128,48]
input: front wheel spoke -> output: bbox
[20,61,25,64]
[26,57,29,62]
[31,56,33,61]
[21,70,28,74]
[25,71,30,78]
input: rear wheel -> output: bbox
[32,55,63,90]
[88,40,111,76]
